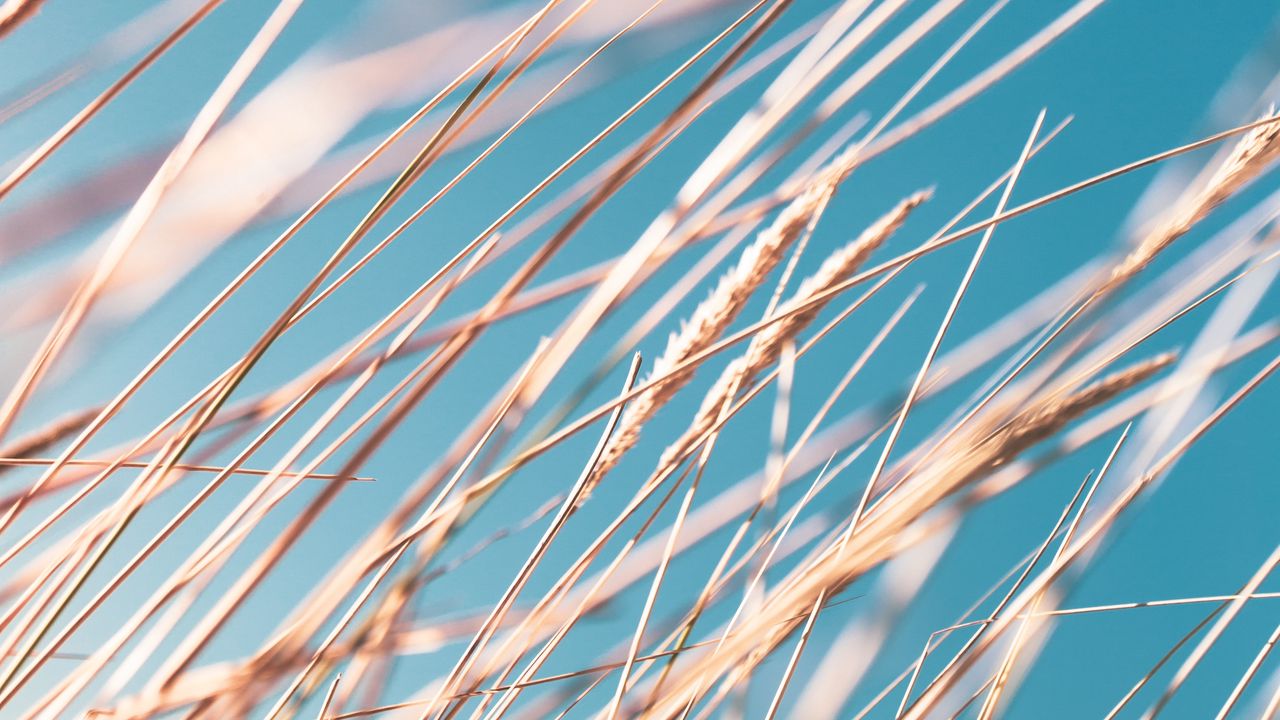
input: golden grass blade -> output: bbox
[896,464,1096,719]
[426,355,642,718]
[1262,671,1280,719]
[0,0,305,446]
[752,114,1044,720]
[1214,620,1280,720]
[32,236,508,716]
[975,425,1128,718]
[902,351,1280,719]
[0,458,370,482]
[0,0,312,702]
[486,111,1279,489]
[0,0,42,38]
[1142,543,1280,718]
[0,407,98,473]
[592,174,837,489]
[317,674,342,720]
[866,110,1044,540]
[6,2,593,692]
[0,0,225,199]
[0,2,555,553]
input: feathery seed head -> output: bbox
[658,191,929,472]
[1108,112,1280,289]
[587,176,838,493]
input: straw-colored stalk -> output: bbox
[661,190,930,470]
[640,352,1174,718]
[588,176,839,490]
[1106,111,1280,290]
[0,0,44,39]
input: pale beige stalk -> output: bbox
[1107,111,1280,290]
[641,354,1173,718]
[661,190,929,470]
[589,178,838,488]
[0,408,99,469]
[0,0,43,38]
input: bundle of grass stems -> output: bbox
[0,0,1279,717]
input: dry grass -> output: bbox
[0,0,43,39]
[0,1,1279,719]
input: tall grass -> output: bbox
[0,0,1279,717]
